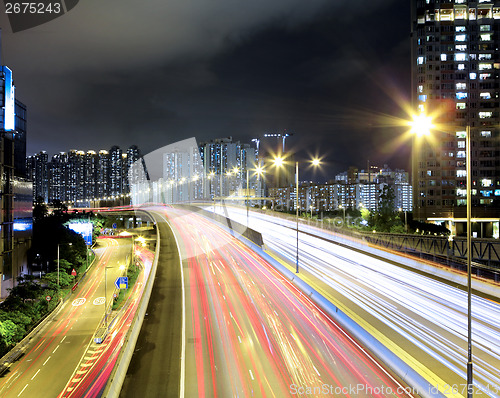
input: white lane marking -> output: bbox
[31,369,40,380]
[18,384,28,396]
[313,365,321,377]
[93,297,105,305]
[61,336,67,343]
[43,356,51,366]
[72,298,86,306]
[53,345,59,354]
[249,369,254,380]
[238,336,242,343]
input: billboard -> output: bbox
[68,222,93,245]
[2,66,15,131]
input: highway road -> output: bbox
[124,206,415,397]
[0,238,130,398]
[206,205,500,397]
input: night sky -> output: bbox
[0,0,413,179]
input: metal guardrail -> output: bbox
[238,207,500,281]
[178,204,264,247]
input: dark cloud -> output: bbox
[0,0,411,177]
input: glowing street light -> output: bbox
[273,156,322,273]
[411,113,473,395]
[57,242,72,288]
[410,113,433,137]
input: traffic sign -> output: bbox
[46,295,51,302]
[114,276,128,289]
[112,223,117,229]
[71,268,77,276]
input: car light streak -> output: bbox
[163,207,414,397]
[206,205,500,396]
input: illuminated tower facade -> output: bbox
[411,0,500,237]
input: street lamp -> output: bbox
[399,207,408,233]
[411,113,473,395]
[339,205,346,226]
[57,242,72,288]
[273,156,321,273]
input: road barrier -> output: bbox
[177,204,264,246]
[102,214,160,397]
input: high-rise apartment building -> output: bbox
[199,137,258,197]
[109,146,123,197]
[27,145,141,205]
[1,52,32,297]
[27,151,49,202]
[411,0,500,238]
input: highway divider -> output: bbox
[102,215,160,397]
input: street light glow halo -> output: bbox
[410,113,434,137]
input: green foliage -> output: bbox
[33,197,48,223]
[0,320,18,348]
[368,185,403,232]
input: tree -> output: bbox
[0,320,18,349]
[33,196,48,223]
[369,185,403,232]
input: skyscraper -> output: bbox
[411,0,500,237]
[1,47,32,297]
[109,146,123,197]
[27,151,49,202]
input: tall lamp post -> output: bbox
[273,156,321,273]
[411,114,473,395]
[57,242,72,288]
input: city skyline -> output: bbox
[0,0,411,177]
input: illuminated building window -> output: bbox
[419,95,427,102]
[456,92,467,99]
[456,102,466,109]
[458,141,466,148]
[441,54,447,61]
[457,188,467,197]
[418,85,424,93]
[455,44,467,51]
[456,131,466,138]
[481,178,493,187]
[480,24,491,31]
[454,53,467,61]
[479,63,492,70]
[455,34,467,42]
[440,9,453,21]
[457,170,467,177]
[480,33,492,41]
[457,151,466,158]
[479,111,493,118]
[469,72,477,79]
[481,130,492,137]
[456,82,466,90]
[494,8,500,19]
[456,25,466,31]
[417,56,425,65]
[455,8,466,19]
[479,73,491,80]
[480,92,491,99]
[457,64,465,70]
[479,53,492,60]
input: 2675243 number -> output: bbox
[5,2,62,14]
